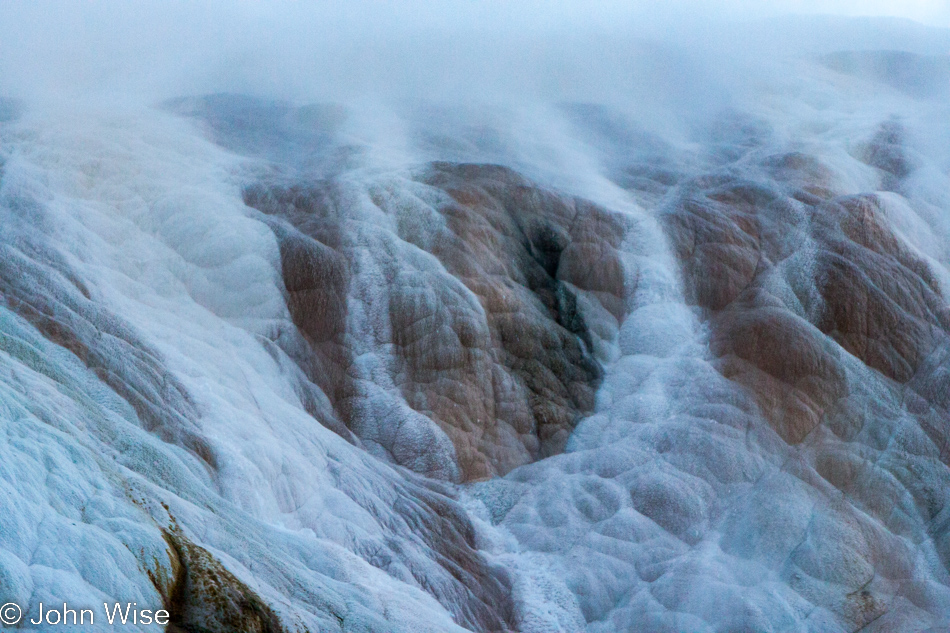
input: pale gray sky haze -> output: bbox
[0,1,947,103]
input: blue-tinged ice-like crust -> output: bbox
[0,109,501,632]
[1,33,950,633]
[466,58,950,633]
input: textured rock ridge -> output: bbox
[663,126,950,449]
[162,529,287,633]
[465,108,950,633]
[0,116,517,633]
[3,33,950,633]
[0,199,216,469]
[244,162,628,481]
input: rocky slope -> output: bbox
[1,32,950,633]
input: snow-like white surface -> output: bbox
[0,35,949,633]
[0,108,478,632]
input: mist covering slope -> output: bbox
[0,12,949,633]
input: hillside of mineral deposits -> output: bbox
[1,14,950,633]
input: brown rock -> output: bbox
[662,176,949,447]
[244,163,629,481]
[713,303,847,444]
[162,529,288,633]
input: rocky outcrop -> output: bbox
[162,529,287,633]
[0,148,516,633]
[245,163,628,481]
[814,194,950,383]
[4,82,950,633]
[662,139,950,449]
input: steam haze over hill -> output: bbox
[1,2,950,632]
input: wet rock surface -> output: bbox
[244,162,626,481]
[163,529,287,633]
[663,130,950,447]
[2,39,950,633]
